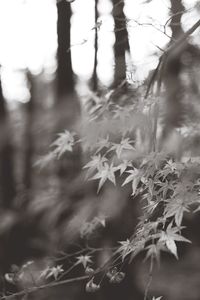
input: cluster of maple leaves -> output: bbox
[36,97,200,262]
[32,97,200,300]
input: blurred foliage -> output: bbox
[0,1,200,300]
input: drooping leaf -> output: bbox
[115,160,132,175]
[90,163,117,192]
[34,152,56,169]
[166,238,178,259]
[164,198,190,227]
[83,154,108,179]
[118,239,133,261]
[122,168,141,196]
[95,136,110,153]
[110,138,135,159]
[159,224,191,258]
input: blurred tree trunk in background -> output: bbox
[91,0,99,92]
[0,74,16,209]
[162,0,200,153]
[56,1,81,186]
[57,1,74,98]
[22,72,35,203]
[162,0,186,141]
[56,0,81,126]
[112,0,129,88]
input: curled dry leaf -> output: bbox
[106,268,125,284]
[85,266,95,276]
[85,278,100,293]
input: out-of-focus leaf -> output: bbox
[164,198,190,227]
[83,154,108,179]
[122,168,140,196]
[110,138,135,159]
[90,163,117,192]
[115,160,132,175]
[76,255,93,268]
[40,265,64,280]
[34,152,56,170]
[51,130,75,158]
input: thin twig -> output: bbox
[144,256,154,300]
[0,275,89,300]
[163,8,192,33]
[145,18,200,98]
[1,246,120,300]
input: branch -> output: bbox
[144,255,154,300]
[0,245,120,300]
[145,18,200,98]
[0,275,89,300]
[163,7,192,34]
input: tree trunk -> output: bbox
[162,0,185,140]
[22,72,35,202]
[170,0,185,40]
[56,1,74,98]
[56,1,81,188]
[0,73,16,209]
[112,0,129,87]
[91,0,98,92]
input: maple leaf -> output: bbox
[90,163,117,192]
[93,215,106,227]
[146,178,155,196]
[34,152,57,169]
[83,155,108,178]
[164,198,190,227]
[166,238,178,259]
[51,130,75,158]
[115,160,132,175]
[155,180,174,198]
[158,160,184,179]
[95,136,110,153]
[159,224,191,258]
[165,224,191,243]
[144,200,160,215]
[40,265,64,280]
[118,238,145,261]
[118,239,133,260]
[110,138,135,158]
[76,255,93,268]
[122,168,140,196]
[165,159,177,172]
[141,152,165,169]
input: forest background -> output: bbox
[0,0,200,300]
